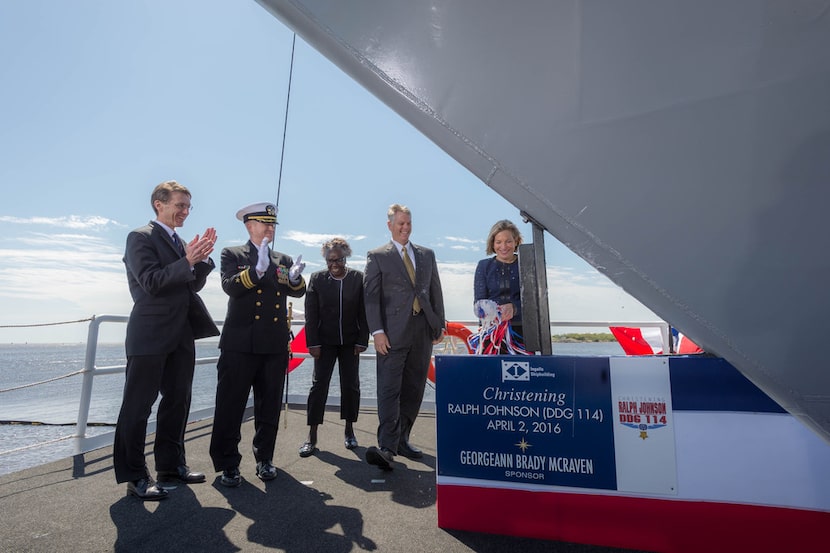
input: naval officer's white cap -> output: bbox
[236,202,278,224]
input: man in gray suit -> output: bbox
[364,204,445,470]
[114,180,219,500]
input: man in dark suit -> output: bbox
[209,202,306,487]
[364,203,445,470]
[114,180,219,501]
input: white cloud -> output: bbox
[0,215,124,230]
[0,228,128,340]
[434,236,481,252]
[0,233,124,277]
[438,261,659,331]
[437,261,478,275]
[444,235,479,245]
[0,231,658,343]
[281,230,368,248]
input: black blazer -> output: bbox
[304,268,369,348]
[219,241,306,354]
[123,221,219,356]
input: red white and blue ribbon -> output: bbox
[468,299,529,355]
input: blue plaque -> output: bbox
[436,355,616,490]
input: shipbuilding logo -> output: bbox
[501,360,530,381]
[617,396,670,440]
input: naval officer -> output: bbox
[209,202,306,486]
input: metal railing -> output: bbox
[71,315,669,438]
[74,314,317,438]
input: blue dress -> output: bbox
[473,256,522,327]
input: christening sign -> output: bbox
[435,355,677,494]
[435,355,830,551]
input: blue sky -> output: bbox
[0,0,658,343]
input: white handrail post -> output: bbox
[74,316,102,438]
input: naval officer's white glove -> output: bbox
[289,254,305,285]
[255,238,270,275]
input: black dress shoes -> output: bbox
[344,435,358,450]
[220,467,242,487]
[399,420,423,459]
[398,439,423,459]
[157,465,206,484]
[298,441,316,458]
[256,461,278,481]
[365,446,394,471]
[127,477,168,501]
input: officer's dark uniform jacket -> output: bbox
[219,240,306,353]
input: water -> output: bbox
[0,340,623,476]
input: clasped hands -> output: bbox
[184,227,217,266]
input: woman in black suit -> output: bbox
[299,237,369,457]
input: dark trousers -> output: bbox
[113,340,196,483]
[375,313,431,453]
[306,344,361,425]
[209,350,287,471]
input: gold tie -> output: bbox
[402,246,420,314]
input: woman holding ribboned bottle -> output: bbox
[473,220,524,353]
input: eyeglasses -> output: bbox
[326,256,346,265]
[166,202,193,211]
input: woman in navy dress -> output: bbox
[473,220,524,351]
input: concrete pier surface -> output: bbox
[0,406,641,552]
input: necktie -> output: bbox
[402,246,420,314]
[172,233,185,256]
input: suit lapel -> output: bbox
[151,221,181,257]
[408,244,441,332]
[409,243,423,285]
[383,242,407,282]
